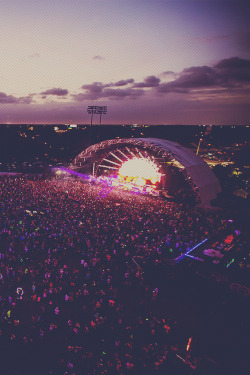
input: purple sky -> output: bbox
[0,0,249,124]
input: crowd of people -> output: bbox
[0,176,231,374]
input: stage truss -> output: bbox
[70,138,222,205]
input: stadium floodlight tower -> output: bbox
[87,106,98,126]
[96,106,107,125]
[87,106,108,146]
[87,106,107,126]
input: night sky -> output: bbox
[0,0,249,124]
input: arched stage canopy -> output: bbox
[70,138,221,206]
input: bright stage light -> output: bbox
[118,157,161,186]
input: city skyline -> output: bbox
[0,0,249,124]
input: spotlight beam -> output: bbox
[103,158,121,166]
[117,149,129,160]
[126,148,136,157]
[138,151,144,158]
[98,165,118,170]
[110,152,123,162]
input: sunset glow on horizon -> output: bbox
[0,0,249,124]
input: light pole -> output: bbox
[96,106,107,125]
[87,106,107,126]
[87,106,108,145]
[87,106,98,126]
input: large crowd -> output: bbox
[0,176,231,374]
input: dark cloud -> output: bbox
[164,66,217,89]
[80,82,109,99]
[80,79,134,97]
[40,88,69,96]
[0,93,19,104]
[214,56,250,82]
[113,79,134,86]
[81,82,108,92]
[157,57,250,94]
[0,92,32,104]
[102,88,144,99]
[215,56,250,70]
[134,75,161,87]
[73,82,144,101]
